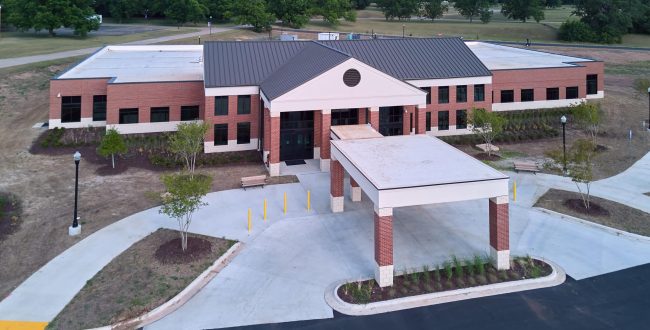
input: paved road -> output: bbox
[230,263,650,330]
[0,26,231,69]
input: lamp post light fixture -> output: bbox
[561,115,567,174]
[69,151,81,236]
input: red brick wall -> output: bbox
[492,66,588,103]
[350,177,359,187]
[330,160,344,197]
[374,212,393,266]
[369,110,379,131]
[50,79,108,119]
[423,84,493,128]
[320,112,331,159]
[314,110,322,148]
[358,107,367,124]
[204,94,260,142]
[106,81,204,125]
[582,61,605,92]
[489,200,509,251]
[269,115,280,163]
[263,108,271,153]
[403,105,415,135]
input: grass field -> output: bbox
[156,29,265,45]
[0,27,199,59]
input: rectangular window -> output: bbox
[181,105,200,121]
[500,90,514,103]
[332,108,358,126]
[214,96,228,116]
[438,86,449,104]
[586,74,598,95]
[474,84,485,102]
[438,111,449,131]
[150,107,170,123]
[426,112,431,131]
[214,124,228,146]
[61,96,81,123]
[456,85,467,103]
[422,87,431,104]
[546,87,560,100]
[237,95,251,114]
[566,86,579,99]
[521,89,534,102]
[456,109,467,129]
[119,108,139,124]
[92,95,106,121]
[237,122,251,144]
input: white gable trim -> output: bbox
[267,58,426,113]
[205,86,259,96]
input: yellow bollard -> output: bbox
[263,199,267,221]
[248,208,252,233]
[284,192,287,214]
[307,190,311,211]
[513,180,517,202]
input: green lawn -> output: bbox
[156,29,265,45]
[0,27,199,59]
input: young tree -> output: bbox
[501,0,545,23]
[160,173,212,252]
[230,0,275,32]
[421,0,448,20]
[468,108,506,157]
[571,102,602,146]
[169,122,209,177]
[267,0,311,28]
[165,0,208,27]
[454,0,493,23]
[545,139,596,210]
[311,0,357,25]
[97,128,127,169]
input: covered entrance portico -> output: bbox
[330,127,510,287]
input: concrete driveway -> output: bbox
[148,154,650,329]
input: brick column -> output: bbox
[330,159,344,212]
[350,177,361,202]
[374,206,393,287]
[269,112,280,177]
[403,105,415,135]
[314,110,322,159]
[489,196,510,270]
[320,109,331,172]
[369,107,379,131]
[263,107,271,163]
[358,107,367,125]
[416,105,427,134]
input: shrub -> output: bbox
[443,262,453,280]
[473,255,485,275]
[422,265,431,283]
[452,256,463,278]
[487,273,498,283]
[434,265,441,282]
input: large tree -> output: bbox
[501,0,545,23]
[6,0,99,36]
[421,0,448,20]
[165,0,207,26]
[230,0,275,32]
[572,0,632,43]
[375,0,420,20]
[311,0,357,25]
[453,0,493,23]
[202,0,234,21]
[352,0,371,10]
[108,0,140,23]
[267,0,311,28]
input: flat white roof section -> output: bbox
[56,45,204,83]
[331,135,509,208]
[331,124,383,140]
[466,41,594,70]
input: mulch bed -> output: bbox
[47,229,236,330]
[338,257,552,304]
[473,153,502,161]
[154,236,213,264]
[0,192,22,240]
[535,188,650,236]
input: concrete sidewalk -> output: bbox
[0,26,231,69]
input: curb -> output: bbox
[536,207,650,243]
[89,242,244,330]
[325,258,565,316]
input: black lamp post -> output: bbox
[209,16,212,35]
[69,151,81,236]
[561,115,567,174]
[402,24,406,38]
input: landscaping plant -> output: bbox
[571,102,603,146]
[444,261,453,280]
[546,139,597,209]
[168,122,209,177]
[468,107,506,156]
[97,128,127,169]
[473,255,485,275]
[452,255,464,278]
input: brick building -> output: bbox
[49,38,604,177]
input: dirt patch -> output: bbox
[473,153,502,161]
[154,236,213,265]
[535,189,650,236]
[47,229,235,330]
[0,192,22,241]
[338,257,551,304]
[563,199,611,217]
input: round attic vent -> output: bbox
[343,69,361,87]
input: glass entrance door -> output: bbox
[280,111,314,161]
[379,106,403,136]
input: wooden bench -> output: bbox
[241,175,267,189]
[513,161,540,174]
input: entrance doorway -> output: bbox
[379,106,403,136]
[280,111,314,161]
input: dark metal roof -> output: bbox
[203,37,491,89]
[260,42,350,100]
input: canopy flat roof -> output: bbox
[466,41,594,70]
[331,124,383,141]
[332,135,508,190]
[56,45,204,83]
